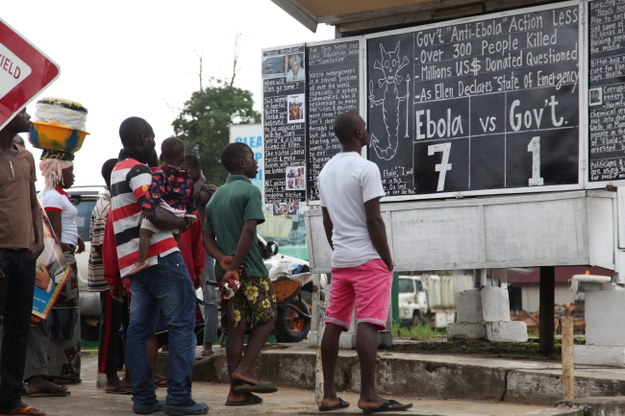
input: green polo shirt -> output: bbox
[204,175,266,278]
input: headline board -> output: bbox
[588,0,625,181]
[367,4,581,196]
[263,2,587,204]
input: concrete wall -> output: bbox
[520,285,570,313]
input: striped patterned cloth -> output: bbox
[87,190,111,291]
[109,158,178,278]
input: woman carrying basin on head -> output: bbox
[37,150,85,384]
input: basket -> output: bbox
[29,121,89,154]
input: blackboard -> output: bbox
[588,0,625,181]
[262,45,307,207]
[306,40,361,200]
[367,4,581,196]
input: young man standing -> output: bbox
[107,117,207,415]
[180,154,218,357]
[203,142,277,407]
[0,109,46,416]
[317,112,412,414]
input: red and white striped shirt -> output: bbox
[109,158,178,278]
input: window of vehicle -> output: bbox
[398,279,415,293]
[71,197,97,242]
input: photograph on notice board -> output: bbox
[262,55,286,79]
[272,200,300,216]
[287,94,305,124]
[286,166,305,190]
[285,53,305,82]
[589,87,602,106]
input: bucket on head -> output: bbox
[29,121,89,154]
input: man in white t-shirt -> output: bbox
[317,112,412,414]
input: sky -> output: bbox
[3,0,334,189]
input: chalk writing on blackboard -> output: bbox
[306,40,360,200]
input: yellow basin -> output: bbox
[29,121,89,153]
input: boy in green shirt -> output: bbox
[203,142,277,407]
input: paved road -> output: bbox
[23,351,571,415]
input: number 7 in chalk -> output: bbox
[428,142,452,192]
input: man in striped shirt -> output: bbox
[108,117,207,415]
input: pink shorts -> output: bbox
[325,258,392,330]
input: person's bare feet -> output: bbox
[231,370,259,386]
[24,376,69,397]
[201,342,214,356]
[153,374,167,387]
[357,397,412,413]
[319,397,350,411]
[104,375,131,390]
[225,390,252,404]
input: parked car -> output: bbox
[69,185,325,343]
[67,185,106,341]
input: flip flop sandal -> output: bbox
[224,393,263,406]
[104,385,132,395]
[319,397,350,412]
[25,391,70,398]
[361,400,413,414]
[1,402,46,416]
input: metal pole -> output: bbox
[539,266,555,354]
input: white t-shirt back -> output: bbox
[40,188,79,246]
[318,151,385,268]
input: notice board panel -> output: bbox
[588,0,625,181]
[306,39,361,201]
[262,44,307,209]
[366,3,581,196]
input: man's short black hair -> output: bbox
[183,154,201,170]
[220,142,250,173]
[101,158,118,189]
[333,112,361,144]
[161,137,184,163]
[119,116,152,148]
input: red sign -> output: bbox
[0,19,60,130]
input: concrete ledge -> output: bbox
[505,370,564,405]
[161,344,625,408]
[520,410,583,416]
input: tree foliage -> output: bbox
[172,78,260,185]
